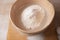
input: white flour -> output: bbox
[21,5,45,30]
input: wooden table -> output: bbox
[7,19,58,40]
[7,21,27,40]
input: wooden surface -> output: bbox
[44,20,58,40]
[7,20,58,40]
[7,21,27,40]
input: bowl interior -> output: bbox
[10,0,55,34]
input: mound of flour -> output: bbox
[21,5,45,30]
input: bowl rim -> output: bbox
[10,0,55,34]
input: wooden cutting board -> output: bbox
[7,19,58,40]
